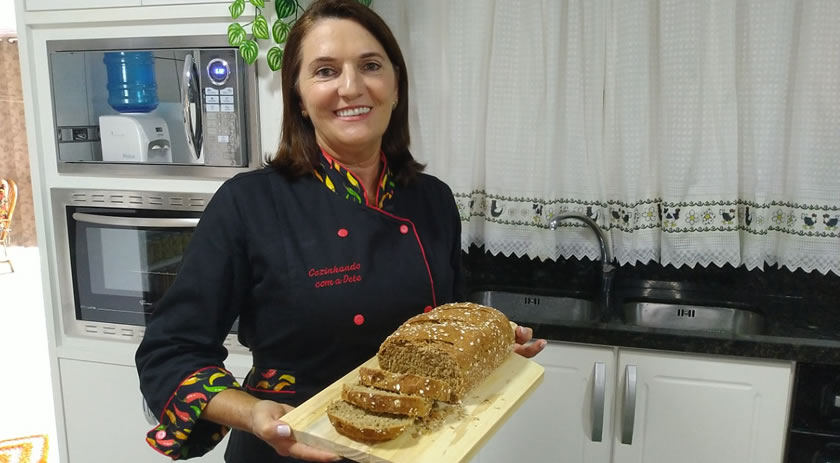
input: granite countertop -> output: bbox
[519,316,840,365]
[463,246,840,365]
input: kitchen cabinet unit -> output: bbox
[475,342,792,463]
[60,358,227,463]
[26,0,140,10]
[475,342,615,463]
[613,349,791,463]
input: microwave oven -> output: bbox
[51,188,243,352]
[47,36,262,178]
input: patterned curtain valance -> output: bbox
[373,0,840,275]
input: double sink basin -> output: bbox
[469,290,766,336]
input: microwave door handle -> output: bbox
[191,56,204,157]
[72,212,199,228]
[182,54,203,162]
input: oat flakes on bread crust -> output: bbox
[341,383,433,417]
[376,303,514,401]
[358,366,455,403]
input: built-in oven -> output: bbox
[47,35,261,178]
[52,188,242,351]
[787,362,840,462]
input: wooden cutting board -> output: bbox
[282,353,544,463]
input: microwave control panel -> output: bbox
[199,49,247,167]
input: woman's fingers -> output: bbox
[513,325,547,358]
[269,421,341,461]
[514,339,546,358]
[251,401,341,461]
[278,439,342,462]
[515,325,533,344]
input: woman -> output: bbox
[135,1,545,461]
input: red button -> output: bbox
[399,224,409,234]
[423,305,433,313]
[337,228,348,238]
[353,314,365,325]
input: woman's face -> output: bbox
[297,18,398,158]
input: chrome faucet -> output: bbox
[549,212,616,321]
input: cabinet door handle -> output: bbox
[591,362,606,442]
[621,365,637,445]
[142,397,158,426]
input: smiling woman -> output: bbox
[133,1,547,463]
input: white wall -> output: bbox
[0,0,16,35]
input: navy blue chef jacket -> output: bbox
[136,161,464,462]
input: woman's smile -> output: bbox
[335,105,372,119]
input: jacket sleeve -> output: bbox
[135,181,250,460]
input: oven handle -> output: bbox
[72,212,200,228]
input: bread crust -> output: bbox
[326,401,411,442]
[341,384,433,417]
[358,367,455,402]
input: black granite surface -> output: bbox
[462,245,840,365]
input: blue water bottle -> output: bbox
[104,51,159,113]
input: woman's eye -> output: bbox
[362,62,382,72]
[315,67,336,77]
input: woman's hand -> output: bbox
[250,400,341,462]
[513,325,546,358]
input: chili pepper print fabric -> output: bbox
[314,149,396,209]
[145,366,242,460]
[245,368,296,394]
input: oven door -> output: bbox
[52,189,242,349]
[69,206,200,327]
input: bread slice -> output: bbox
[377,302,514,401]
[341,383,433,417]
[326,400,414,442]
[358,366,455,403]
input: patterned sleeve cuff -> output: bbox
[145,367,242,460]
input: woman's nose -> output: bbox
[337,67,363,99]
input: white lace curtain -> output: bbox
[374,0,840,275]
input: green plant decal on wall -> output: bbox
[228,0,373,71]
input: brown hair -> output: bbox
[268,0,423,184]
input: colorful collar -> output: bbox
[313,148,396,209]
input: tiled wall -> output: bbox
[463,245,840,339]
[0,39,36,247]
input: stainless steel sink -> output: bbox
[623,302,765,335]
[469,290,598,323]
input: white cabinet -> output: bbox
[60,358,227,463]
[476,343,792,463]
[612,349,792,463]
[26,0,141,10]
[475,343,615,463]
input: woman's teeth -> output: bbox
[336,107,371,117]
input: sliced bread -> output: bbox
[377,302,514,401]
[326,400,414,442]
[358,366,455,403]
[341,383,433,417]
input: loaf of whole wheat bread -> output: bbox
[376,302,515,402]
[327,302,515,442]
